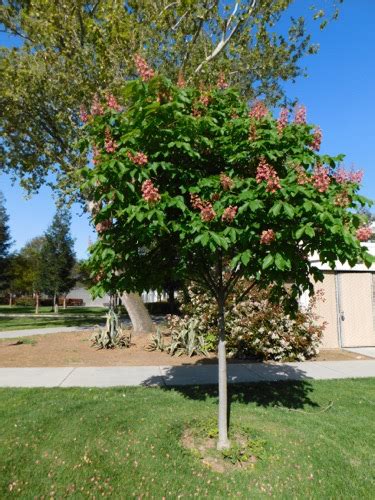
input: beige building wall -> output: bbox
[313,272,340,349]
[339,273,375,347]
[313,271,375,348]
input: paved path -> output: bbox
[0,316,166,339]
[0,360,374,387]
[0,326,96,339]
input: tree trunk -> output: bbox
[217,297,230,450]
[9,293,13,307]
[121,292,155,334]
[54,293,59,314]
[35,293,40,315]
[63,296,67,309]
[167,286,176,313]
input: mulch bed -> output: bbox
[0,329,371,367]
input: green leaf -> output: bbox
[283,203,295,218]
[304,225,315,238]
[269,201,282,216]
[240,250,251,266]
[275,253,286,270]
[295,227,305,239]
[262,254,274,269]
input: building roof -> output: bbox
[310,242,375,272]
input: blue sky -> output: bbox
[1,1,374,259]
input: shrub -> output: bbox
[166,281,325,361]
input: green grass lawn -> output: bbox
[0,306,110,331]
[0,306,106,316]
[0,316,105,331]
[0,379,374,498]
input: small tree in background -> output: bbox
[41,208,77,312]
[0,191,13,299]
[9,237,46,312]
[80,70,373,449]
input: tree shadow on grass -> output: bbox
[142,361,319,412]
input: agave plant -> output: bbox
[145,328,166,352]
[166,318,208,357]
[91,308,131,349]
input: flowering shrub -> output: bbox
[167,282,325,362]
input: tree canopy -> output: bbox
[82,73,373,302]
[0,0,342,193]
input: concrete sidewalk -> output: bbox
[1,360,375,387]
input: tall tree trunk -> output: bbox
[9,293,13,307]
[63,295,67,309]
[217,296,230,450]
[35,292,40,314]
[54,293,59,313]
[121,292,155,334]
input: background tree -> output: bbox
[41,208,76,312]
[0,190,12,298]
[9,237,46,313]
[0,0,343,330]
[80,74,373,449]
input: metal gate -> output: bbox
[336,272,375,347]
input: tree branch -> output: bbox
[181,0,218,70]
[236,281,257,303]
[194,0,258,74]
[160,2,178,17]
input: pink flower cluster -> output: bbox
[141,179,161,203]
[199,93,210,106]
[249,100,268,120]
[277,108,289,135]
[91,94,104,116]
[177,72,186,88]
[294,105,306,124]
[80,105,89,123]
[260,229,276,245]
[93,145,101,165]
[312,165,330,192]
[192,108,202,117]
[356,226,373,242]
[134,54,155,81]
[96,219,112,234]
[106,93,121,112]
[104,128,118,153]
[335,191,350,207]
[190,194,216,222]
[127,151,148,165]
[217,72,229,90]
[311,126,322,151]
[200,204,216,222]
[294,164,309,185]
[222,206,238,223]
[334,167,364,184]
[220,173,234,191]
[256,158,281,193]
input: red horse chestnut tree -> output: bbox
[80,59,373,449]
